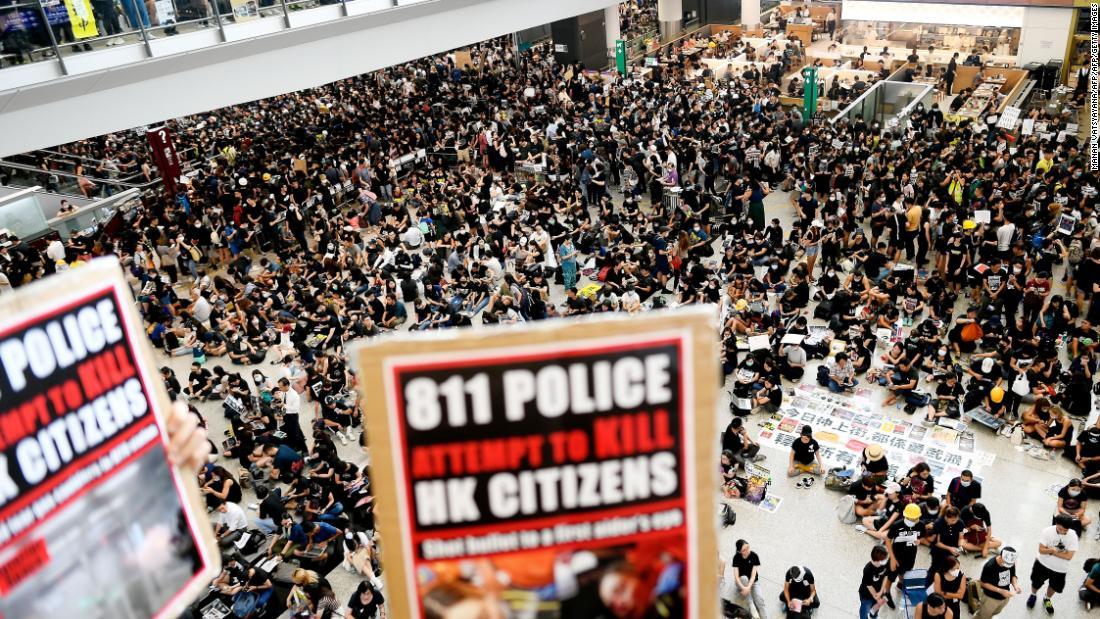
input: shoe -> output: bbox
[336,431,348,445]
[803,477,815,488]
[795,479,805,488]
[885,593,896,610]
[854,524,868,534]
[1044,599,1054,614]
[752,454,767,462]
[248,503,259,511]
[1026,594,1036,609]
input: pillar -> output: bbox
[605,4,621,51]
[741,0,760,29]
[657,0,682,40]
[552,10,613,69]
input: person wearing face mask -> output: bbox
[885,504,923,592]
[857,545,890,619]
[1054,478,1090,535]
[945,470,982,509]
[929,505,964,575]
[932,555,967,618]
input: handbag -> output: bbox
[1011,373,1029,396]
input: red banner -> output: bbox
[146,127,181,195]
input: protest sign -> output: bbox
[0,259,218,618]
[352,307,719,618]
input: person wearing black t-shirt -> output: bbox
[887,504,924,582]
[977,548,1020,617]
[960,502,1002,557]
[858,545,890,619]
[728,539,767,618]
[849,474,883,518]
[1076,419,1100,479]
[931,555,967,619]
[780,565,819,618]
[930,507,965,577]
[347,581,386,619]
[945,470,982,508]
[788,425,824,478]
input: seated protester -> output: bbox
[347,582,386,619]
[1075,418,1100,481]
[214,556,274,619]
[861,444,889,485]
[778,339,808,379]
[752,375,783,415]
[947,306,983,355]
[788,424,824,479]
[850,337,874,375]
[723,417,763,470]
[929,506,965,575]
[186,362,218,400]
[858,545,891,619]
[818,353,857,392]
[295,520,344,564]
[1055,478,1091,532]
[1038,406,1073,452]
[967,385,1007,421]
[858,482,904,541]
[210,497,249,548]
[911,593,952,619]
[945,469,982,509]
[960,501,1003,557]
[250,443,304,481]
[201,465,244,508]
[1081,558,1100,610]
[721,451,749,498]
[900,463,936,503]
[780,566,820,618]
[226,331,267,365]
[966,356,1001,388]
[880,363,919,408]
[926,372,963,424]
[849,474,884,518]
[254,484,287,535]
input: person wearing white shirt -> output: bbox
[279,377,302,416]
[403,224,424,249]
[996,221,1016,255]
[212,499,248,546]
[1027,516,1078,613]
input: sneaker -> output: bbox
[1026,594,1037,609]
[795,479,805,488]
[854,524,868,534]
[1044,599,1054,614]
[752,454,767,463]
[336,431,349,445]
[248,503,259,511]
[803,477,815,488]
[885,593,896,610]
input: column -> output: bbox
[605,4,621,51]
[657,0,682,40]
[741,0,760,29]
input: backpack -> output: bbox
[721,504,737,527]
[825,467,856,491]
[835,494,858,524]
[966,577,985,613]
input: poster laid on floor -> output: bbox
[352,307,720,618]
[0,259,218,619]
[756,384,995,481]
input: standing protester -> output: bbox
[1027,515,1078,614]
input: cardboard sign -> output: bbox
[0,259,218,617]
[352,307,719,619]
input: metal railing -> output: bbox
[0,0,424,81]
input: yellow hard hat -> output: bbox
[990,386,1005,403]
[735,299,749,312]
[962,220,977,230]
[903,504,922,520]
